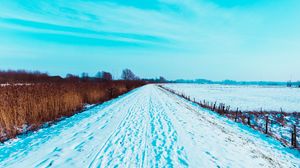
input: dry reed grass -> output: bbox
[0,81,144,141]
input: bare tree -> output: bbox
[81,72,89,81]
[95,71,112,81]
[95,71,102,79]
[121,69,138,80]
[159,76,167,83]
[102,71,112,81]
[81,72,89,78]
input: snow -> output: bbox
[162,84,300,150]
[0,84,299,167]
[163,84,300,112]
[0,83,32,87]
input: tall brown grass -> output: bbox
[0,81,144,142]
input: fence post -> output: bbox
[265,116,269,134]
[292,125,297,148]
[213,102,216,111]
[295,125,297,148]
[235,108,238,122]
[292,131,295,147]
[247,116,251,126]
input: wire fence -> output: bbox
[159,85,299,150]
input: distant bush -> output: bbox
[0,80,144,142]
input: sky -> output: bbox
[0,0,299,81]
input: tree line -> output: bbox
[0,68,168,84]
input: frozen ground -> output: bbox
[164,84,300,112]
[0,85,299,167]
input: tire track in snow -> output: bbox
[38,89,143,168]
[88,90,149,167]
[89,85,190,167]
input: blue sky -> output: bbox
[0,0,299,81]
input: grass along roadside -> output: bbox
[0,81,145,142]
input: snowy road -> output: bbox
[0,85,299,167]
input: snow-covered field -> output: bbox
[0,85,299,167]
[163,84,300,112]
